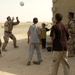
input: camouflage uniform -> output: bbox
[67,19,75,57]
[2,19,20,51]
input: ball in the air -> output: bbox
[20,1,24,6]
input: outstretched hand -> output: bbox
[12,17,14,21]
[16,17,19,20]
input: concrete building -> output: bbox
[52,0,75,24]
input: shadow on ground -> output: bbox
[0,38,52,75]
[0,38,75,75]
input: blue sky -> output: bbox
[0,0,52,22]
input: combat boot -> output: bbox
[2,48,7,52]
[14,45,19,48]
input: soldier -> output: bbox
[67,12,75,57]
[2,16,20,51]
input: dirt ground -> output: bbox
[0,23,75,75]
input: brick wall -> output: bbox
[52,0,75,24]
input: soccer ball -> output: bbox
[20,1,24,6]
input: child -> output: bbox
[40,23,50,50]
[27,17,42,65]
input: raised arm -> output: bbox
[12,17,20,25]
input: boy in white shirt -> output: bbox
[27,17,42,65]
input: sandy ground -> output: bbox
[0,23,75,75]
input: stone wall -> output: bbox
[52,0,75,24]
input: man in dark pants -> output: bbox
[2,16,20,51]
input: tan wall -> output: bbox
[52,0,75,24]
